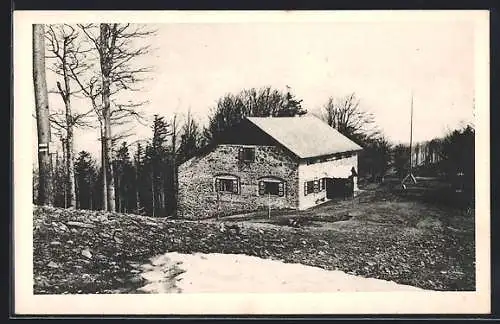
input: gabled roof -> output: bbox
[246,115,363,159]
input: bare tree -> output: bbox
[320,93,379,143]
[204,86,306,143]
[170,115,179,217]
[45,24,94,209]
[178,109,202,163]
[33,24,53,205]
[71,23,155,212]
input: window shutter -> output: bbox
[304,182,308,196]
[278,182,284,197]
[232,179,239,194]
[259,181,265,195]
[215,178,221,191]
[238,147,244,161]
[314,180,319,193]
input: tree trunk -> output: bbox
[100,23,116,212]
[171,117,178,217]
[33,24,53,206]
[151,172,155,217]
[116,175,121,213]
[66,123,76,208]
[134,144,141,213]
[63,72,76,208]
[60,141,67,208]
[89,175,93,210]
[135,170,140,213]
[100,124,108,211]
[103,96,116,212]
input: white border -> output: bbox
[14,10,490,315]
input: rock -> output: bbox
[67,240,74,244]
[67,221,96,229]
[50,241,61,246]
[82,249,92,259]
[47,261,60,268]
[129,275,145,284]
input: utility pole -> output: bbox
[401,92,417,188]
[33,24,53,205]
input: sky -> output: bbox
[31,17,477,162]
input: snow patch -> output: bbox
[137,252,426,293]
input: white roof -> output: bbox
[247,115,363,159]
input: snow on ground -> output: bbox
[137,252,426,293]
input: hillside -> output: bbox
[33,196,475,294]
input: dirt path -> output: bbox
[136,252,427,293]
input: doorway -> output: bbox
[326,177,353,199]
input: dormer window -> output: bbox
[238,146,255,162]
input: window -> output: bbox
[319,178,326,191]
[304,179,320,196]
[258,177,286,197]
[238,147,255,162]
[215,175,240,194]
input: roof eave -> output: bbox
[299,147,363,160]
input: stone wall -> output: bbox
[178,144,299,219]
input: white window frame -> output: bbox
[258,177,286,197]
[304,179,320,196]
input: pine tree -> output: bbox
[75,151,98,210]
[134,143,145,214]
[113,142,135,213]
[144,115,170,217]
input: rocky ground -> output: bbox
[33,183,475,294]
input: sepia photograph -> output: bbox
[13,10,490,315]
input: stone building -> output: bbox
[177,115,363,219]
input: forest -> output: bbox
[32,24,475,218]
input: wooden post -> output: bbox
[268,192,271,219]
[216,189,220,220]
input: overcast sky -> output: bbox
[31,17,476,161]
